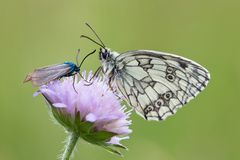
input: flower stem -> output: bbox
[62,132,79,160]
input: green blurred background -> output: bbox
[0,0,239,159]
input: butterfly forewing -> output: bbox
[113,50,210,120]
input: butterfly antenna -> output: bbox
[80,35,105,48]
[78,49,96,70]
[85,22,105,47]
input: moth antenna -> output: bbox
[78,49,96,70]
[85,22,105,47]
[76,49,81,66]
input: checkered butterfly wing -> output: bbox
[113,50,210,120]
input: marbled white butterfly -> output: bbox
[81,23,210,121]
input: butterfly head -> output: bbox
[99,48,111,61]
[99,48,120,75]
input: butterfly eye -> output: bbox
[102,52,108,59]
[100,48,109,60]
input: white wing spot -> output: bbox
[138,94,151,107]
[153,82,169,94]
[127,60,139,66]
[145,86,158,102]
[129,95,138,106]
[125,66,148,80]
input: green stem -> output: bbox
[62,132,79,160]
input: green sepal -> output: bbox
[112,144,128,150]
[74,111,94,134]
[50,106,95,135]
[49,104,115,143]
[46,101,127,156]
[49,104,74,131]
[84,131,116,143]
[98,141,128,156]
[99,143,123,156]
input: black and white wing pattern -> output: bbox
[113,50,210,121]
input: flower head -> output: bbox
[35,71,132,155]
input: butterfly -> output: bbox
[23,49,96,89]
[82,23,210,121]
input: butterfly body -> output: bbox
[99,48,210,121]
[24,62,80,86]
[99,48,119,76]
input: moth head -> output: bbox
[99,48,111,61]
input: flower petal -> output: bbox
[85,113,97,122]
[107,136,129,145]
[52,103,67,108]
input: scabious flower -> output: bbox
[35,71,132,159]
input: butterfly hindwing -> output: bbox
[113,50,210,120]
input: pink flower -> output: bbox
[35,71,132,155]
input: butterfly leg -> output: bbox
[84,67,102,86]
[107,77,122,100]
[107,76,113,90]
[90,66,102,81]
